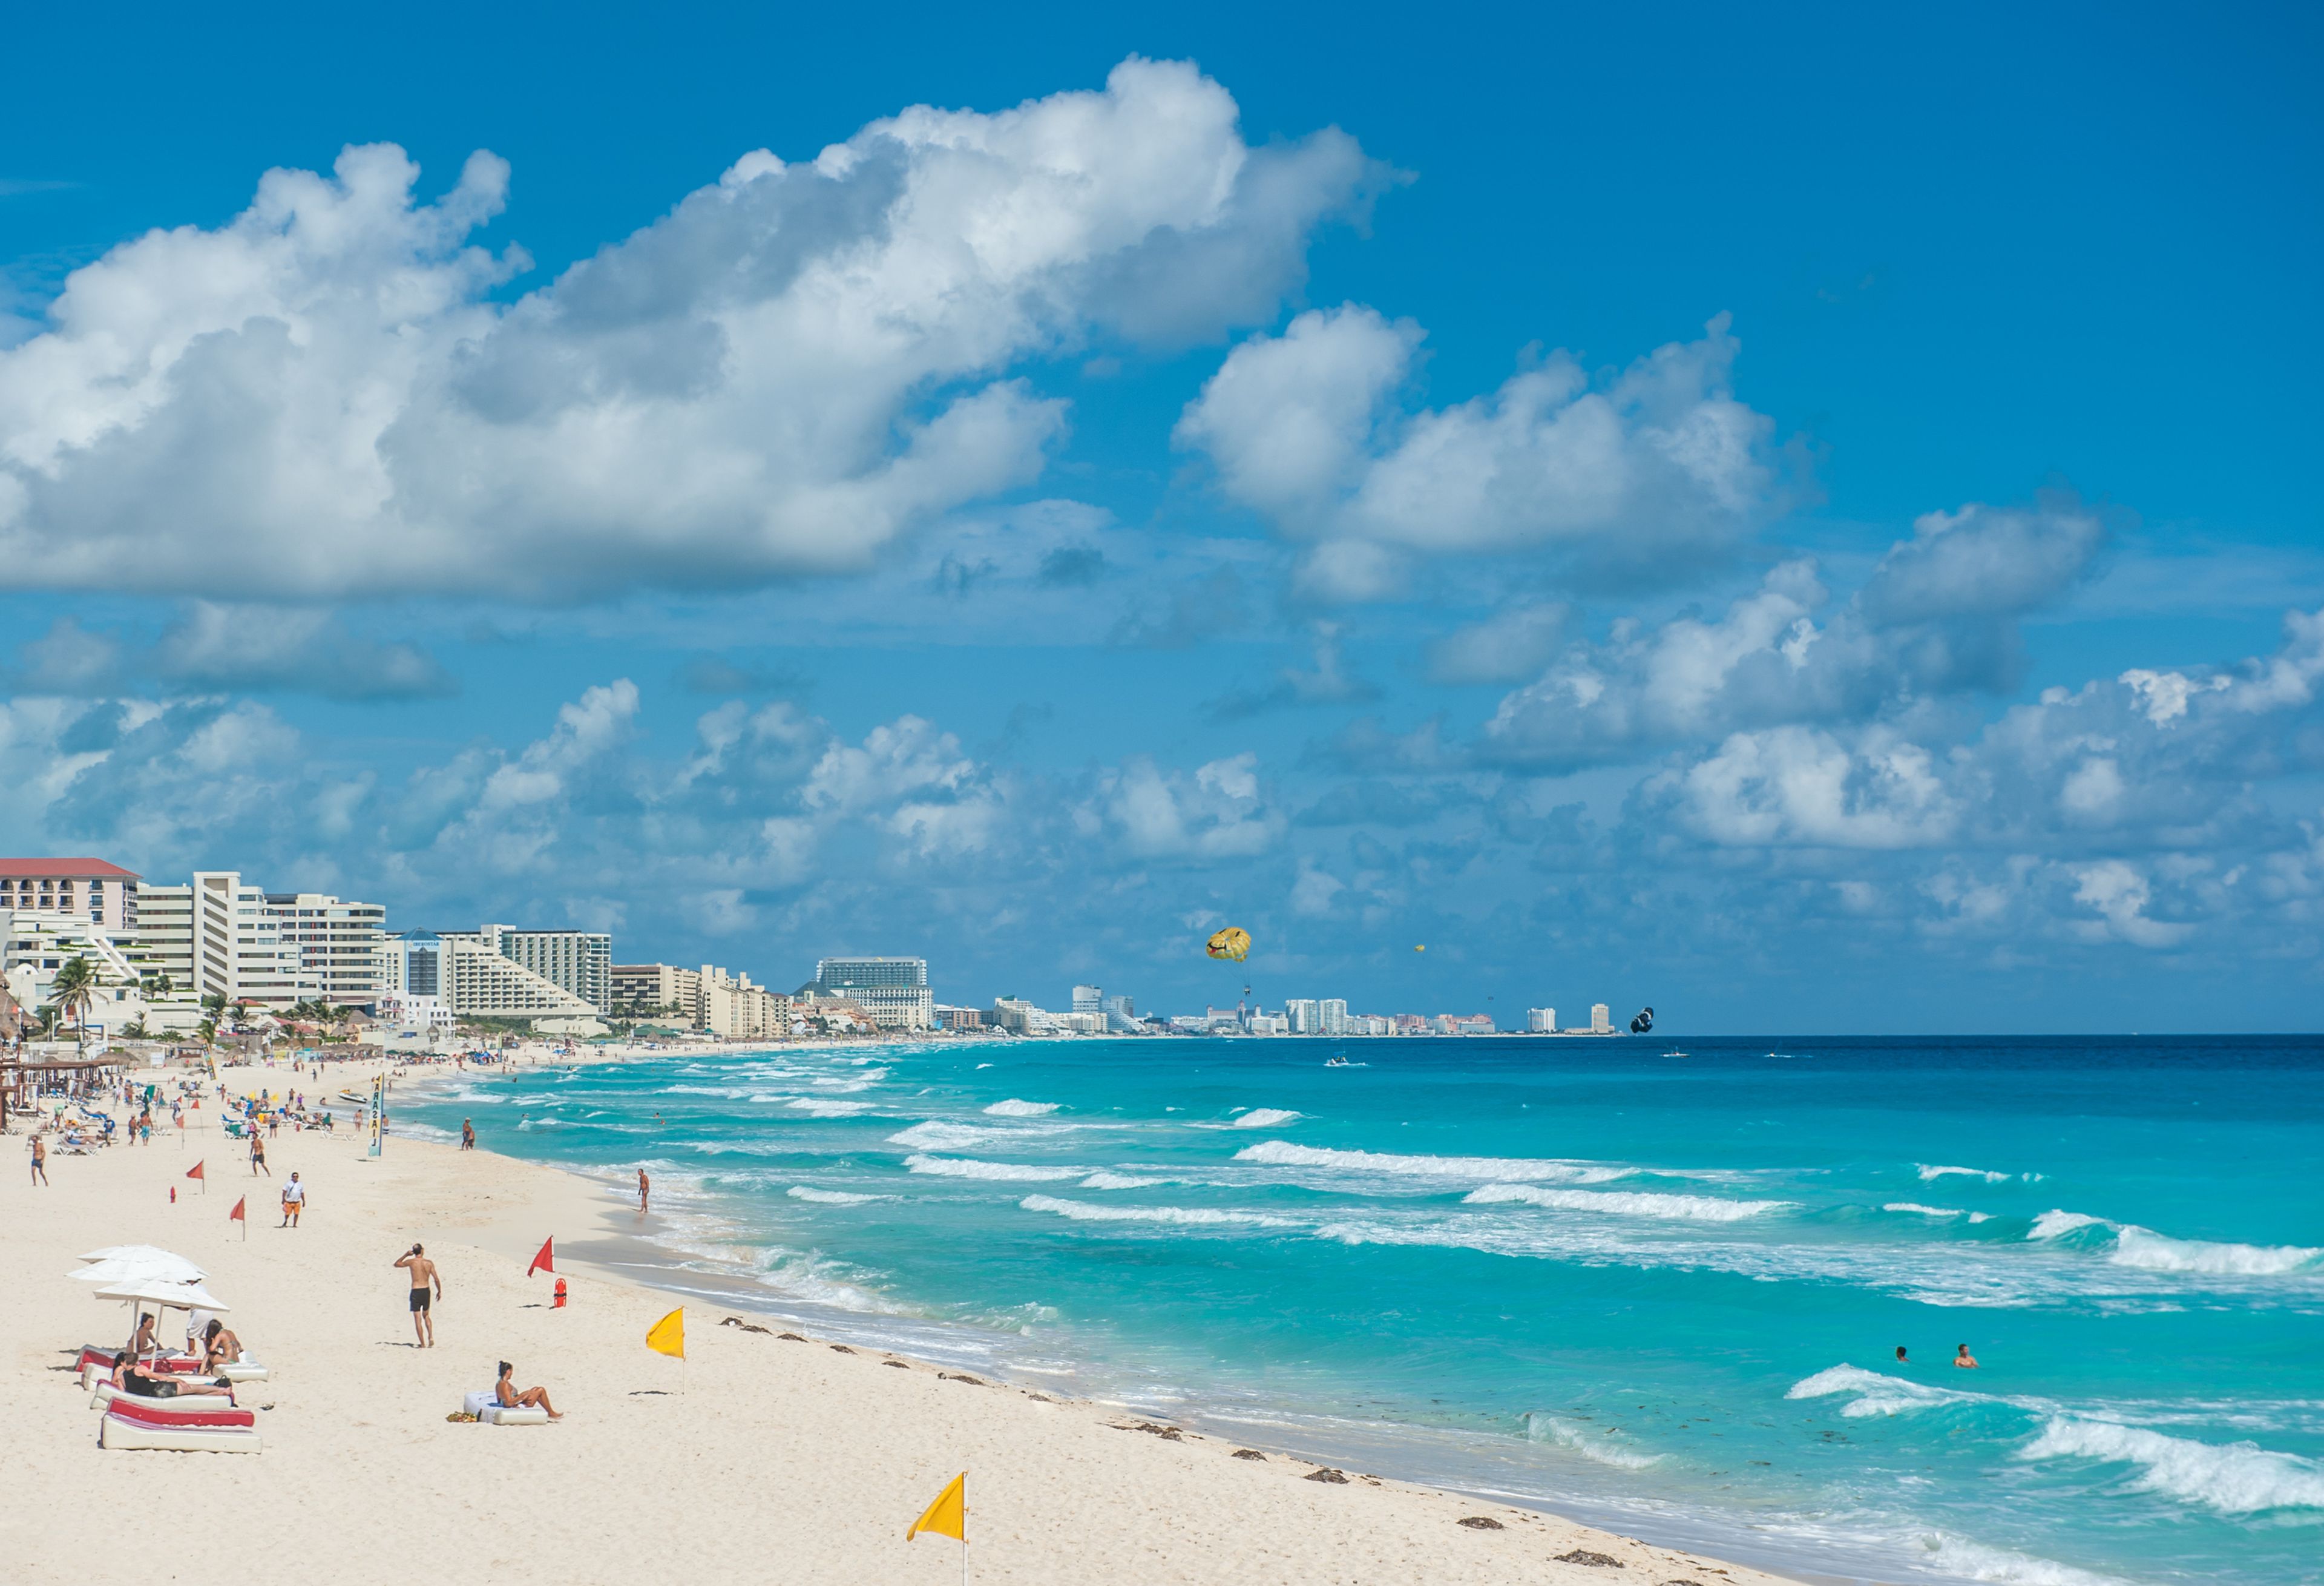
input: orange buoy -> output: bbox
[553,1277,568,1309]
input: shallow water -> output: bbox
[399,1035,2324,1586]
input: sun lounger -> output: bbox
[481,1404,550,1425]
[89,1381,237,1413]
[78,1347,201,1389]
[99,1411,260,1453]
[99,1392,255,1429]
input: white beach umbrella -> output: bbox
[91,1277,229,1367]
[71,1252,205,1285]
[93,1278,230,1313]
[77,1244,194,1265]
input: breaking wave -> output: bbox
[984,1099,1060,1117]
[904,1154,1082,1183]
[887,1121,992,1151]
[2017,1415,2324,1514]
[1919,1164,2014,1183]
[1019,1195,1302,1229]
[784,1098,873,1118]
[787,1186,889,1205]
[1232,1108,1303,1128]
[1463,1182,1790,1222]
[1080,1171,1167,1190]
[1233,1140,1629,1183]
[2029,1210,2320,1274]
[1524,1413,1663,1469]
[1788,1364,1978,1419]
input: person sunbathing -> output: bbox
[200,1319,245,1370]
[496,1360,563,1420]
[111,1351,237,1403]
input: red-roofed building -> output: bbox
[0,859,140,929]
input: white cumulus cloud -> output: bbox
[1176,306,1777,596]
[0,59,1380,602]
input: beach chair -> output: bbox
[93,1386,254,1427]
[464,1389,548,1425]
[99,1409,260,1453]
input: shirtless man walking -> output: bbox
[394,1243,442,1347]
[637,1167,650,1214]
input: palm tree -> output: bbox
[195,1017,218,1050]
[50,955,98,1055]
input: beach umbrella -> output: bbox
[79,1243,196,1266]
[93,1278,230,1312]
[70,1252,206,1285]
[91,1277,230,1367]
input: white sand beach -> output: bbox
[1,1059,1791,1586]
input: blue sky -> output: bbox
[4,3,2320,1030]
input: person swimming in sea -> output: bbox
[1895,1345,1910,1365]
[1954,1343,1978,1369]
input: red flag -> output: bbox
[528,1236,555,1277]
[186,1160,205,1180]
[229,1196,246,1222]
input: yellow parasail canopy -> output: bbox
[1413,944,1426,953]
[1205,927,1252,963]
[907,1472,967,1542]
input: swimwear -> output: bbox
[410,1288,432,1312]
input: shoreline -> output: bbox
[387,1056,1860,1586]
[0,1051,1800,1586]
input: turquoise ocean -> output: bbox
[398,1036,2324,1585]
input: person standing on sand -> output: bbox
[250,1132,269,1176]
[637,1167,650,1214]
[395,1244,442,1347]
[460,1119,475,1151]
[280,1171,306,1228]
[29,1133,47,1185]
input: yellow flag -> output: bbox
[906,1472,966,1542]
[645,1307,684,1358]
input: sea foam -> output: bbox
[905,1154,1081,1183]
[2108,1226,2320,1276]
[1080,1172,1167,1190]
[2017,1416,2324,1514]
[1464,1182,1789,1222]
[984,1099,1061,1117]
[787,1186,888,1205]
[1788,1364,1975,1418]
[2028,1211,2320,1274]
[887,1121,992,1151]
[1232,1108,1303,1129]
[1919,1163,2013,1183]
[1233,1140,1629,1183]
[784,1098,873,1118]
[1524,1413,1663,1469]
[1019,1194,1301,1228]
